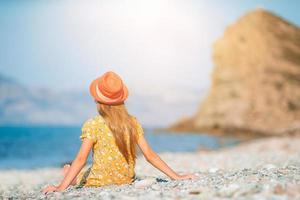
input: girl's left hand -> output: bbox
[173,173,199,181]
[42,185,60,194]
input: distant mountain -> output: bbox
[0,73,96,125]
[169,9,300,136]
[0,73,204,127]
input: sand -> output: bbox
[0,136,299,200]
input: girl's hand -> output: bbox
[42,185,61,194]
[42,138,93,195]
[173,173,199,181]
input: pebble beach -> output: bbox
[1,136,299,200]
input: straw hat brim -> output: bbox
[89,78,128,105]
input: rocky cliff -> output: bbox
[169,9,300,136]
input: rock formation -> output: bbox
[169,9,300,136]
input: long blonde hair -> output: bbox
[97,103,138,164]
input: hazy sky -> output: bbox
[0,0,299,97]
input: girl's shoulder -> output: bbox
[131,116,142,125]
[81,115,106,129]
[80,115,106,142]
[130,116,144,139]
[130,115,138,125]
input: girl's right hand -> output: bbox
[173,173,199,180]
[42,185,59,194]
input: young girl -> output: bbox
[43,71,197,194]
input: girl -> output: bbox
[43,71,197,194]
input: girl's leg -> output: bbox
[62,164,77,186]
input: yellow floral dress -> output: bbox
[76,115,144,187]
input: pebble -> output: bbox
[218,183,240,197]
[274,184,285,195]
[209,168,219,173]
[188,190,201,195]
[263,164,277,170]
[134,178,156,189]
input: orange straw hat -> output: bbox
[89,71,129,105]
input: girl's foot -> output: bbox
[62,164,77,186]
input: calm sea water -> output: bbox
[0,126,240,169]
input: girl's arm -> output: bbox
[42,138,94,194]
[137,135,197,180]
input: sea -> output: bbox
[0,126,240,169]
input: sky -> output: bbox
[0,0,300,99]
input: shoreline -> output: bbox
[1,136,299,199]
[162,125,300,140]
